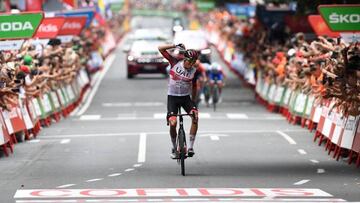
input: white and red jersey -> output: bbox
[160,49,196,96]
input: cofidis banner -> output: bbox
[56,9,95,28]
[34,17,65,39]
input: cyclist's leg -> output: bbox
[182,96,198,156]
[167,95,179,151]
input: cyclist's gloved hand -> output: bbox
[175,43,186,50]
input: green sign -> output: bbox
[0,13,43,40]
[110,2,124,13]
[318,5,360,32]
[195,0,215,12]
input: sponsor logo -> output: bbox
[38,24,58,32]
[0,22,34,31]
[329,13,360,23]
[63,22,81,29]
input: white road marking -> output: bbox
[79,115,101,120]
[317,169,326,174]
[226,113,248,119]
[124,168,134,172]
[138,133,147,163]
[75,53,116,116]
[133,164,142,167]
[60,139,71,144]
[199,113,211,118]
[298,149,307,155]
[293,179,310,185]
[108,173,122,177]
[41,129,308,139]
[103,102,132,107]
[153,113,167,119]
[310,159,320,164]
[28,139,40,143]
[56,184,76,188]
[276,130,296,145]
[86,178,103,182]
[211,136,220,141]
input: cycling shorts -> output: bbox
[209,73,223,81]
[167,95,197,116]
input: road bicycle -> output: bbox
[168,108,195,176]
[212,78,220,112]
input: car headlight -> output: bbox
[128,55,134,61]
[201,49,211,55]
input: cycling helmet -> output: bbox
[184,49,199,60]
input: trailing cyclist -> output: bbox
[158,43,199,159]
[208,62,226,102]
[193,60,207,106]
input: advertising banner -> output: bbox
[56,9,95,28]
[34,17,65,39]
[0,12,43,40]
[318,5,360,32]
[25,0,43,11]
[58,16,87,36]
[308,15,340,38]
[0,40,25,51]
[225,3,256,19]
[284,15,312,33]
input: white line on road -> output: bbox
[226,113,249,119]
[124,168,134,172]
[211,136,220,141]
[79,115,101,120]
[103,102,165,107]
[317,169,326,174]
[60,139,71,144]
[293,179,310,185]
[75,53,116,116]
[298,149,307,155]
[86,178,103,182]
[28,139,40,143]
[310,159,320,164]
[41,129,308,139]
[56,184,76,188]
[138,133,147,163]
[133,164,142,167]
[74,116,286,121]
[276,130,297,145]
[199,113,211,118]
[153,113,167,119]
[108,173,122,177]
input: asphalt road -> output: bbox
[0,18,360,203]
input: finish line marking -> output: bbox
[138,133,147,163]
[14,188,333,199]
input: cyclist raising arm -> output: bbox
[158,43,199,158]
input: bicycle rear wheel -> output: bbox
[213,85,219,111]
[178,127,186,176]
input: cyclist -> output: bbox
[209,62,225,99]
[193,60,207,106]
[158,43,199,159]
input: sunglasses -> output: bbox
[185,58,196,64]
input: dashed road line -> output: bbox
[86,178,103,182]
[226,113,248,119]
[298,149,307,155]
[124,168,134,172]
[310,159,320,164]
[317,169,326,174]
[108,173,122,177]
[138,133,147,163]
[56,184,76,188]
[80,115,101,120]
[293,179,310,185]
[276,130,296,145]
[28,139,40,143]
[60,139,71,144]
[133,164,142,167]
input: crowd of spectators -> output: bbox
[204,9,360,116]
[0,24,112,112]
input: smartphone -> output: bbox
[0,82,6,88]
[11,88,20,93]
[14,79,21,84]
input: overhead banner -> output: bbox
[0,12,43,40]
[56,9,95,28]
[318,4,360,32]
[58,16,87,36]
[225,3,256,19]
[284,15,312,33]
[256,5,294,29]
[62,0,78,8]
[308,15,340,38]
[34,17,65,39]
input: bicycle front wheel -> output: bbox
[178,128,186,176]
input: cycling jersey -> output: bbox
[160,49,197,96]
[209,69,224,81]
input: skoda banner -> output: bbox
[0,12,43,40]
[34,17,65,39]
[318,4,360,32]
